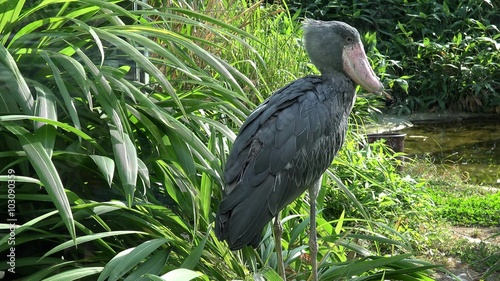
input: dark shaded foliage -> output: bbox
[289,0,500,113]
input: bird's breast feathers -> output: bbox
[224,75,354,192]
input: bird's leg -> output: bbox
[308,200,318,281]
[274,213,286,280]
[308,178,321,281]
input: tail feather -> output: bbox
[215,176,276,250]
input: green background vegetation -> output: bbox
[290,0,500,114]
[0,0,498,280]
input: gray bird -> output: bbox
[216,19,384,281]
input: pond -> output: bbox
[399,118,500,186]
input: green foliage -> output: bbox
[290,0,500,113]
[430,189,500,226]
[407,158,500,227]
[328,133,431,222]
[322,131,436,254]
[406,158,500,279]
[0,0,438,280]
[0,0,252,279]
[211,1,310,100]
[455,241,500,272]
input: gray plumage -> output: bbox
[215,19,383,251]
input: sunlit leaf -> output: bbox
[0,44,34,113]
[1,124,75,241]
[41,267,103,281]
[98,238,169,281]
[161,268,204,281]
[90,155,115,187]
[109,127,138,206]
[42,230,148,258]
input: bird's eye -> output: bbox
[346,37,353,43]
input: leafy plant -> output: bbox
[0,0,256,279]
[431,189,500,226]
[458,241,500,272]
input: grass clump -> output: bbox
[433,191,500,227]
[408,158,500,227]
[329,134,433,225]
[407,158,500,279]
[455,241,500,272]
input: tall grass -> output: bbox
[0,0,439,280]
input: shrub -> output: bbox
[289,0,500,113]
[432,190,500,226]
[324,131,435,249]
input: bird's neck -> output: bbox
[322,72,357,114]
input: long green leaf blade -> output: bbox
[109,127,138,206]
[42,230,148,258]
[41,267,103,281]
[1,124,76,241]
[0,44,34,114]
[98,238,169,281]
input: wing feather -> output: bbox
[216,75,348,250]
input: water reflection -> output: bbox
[400,120,500,186]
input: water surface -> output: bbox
[400,120,500,186]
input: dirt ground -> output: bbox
[432,227,500,281]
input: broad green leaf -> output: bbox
[0,0,25,43]
[34,125,56,159]
[50,52,92,104]
[181,229,209,269]
[199,169,213,223]
[33,83,58,125]
[16,260,76,280]
[353,262,440,281]
[123,250,169,281]
[163,114,219,173]
[40,51,81,130]
[0,175,42,185]
[67,17,105,66]
[191,115,237,142]
[109,127,138,206]
[0,44,34,114]
[90,155,115,187]
[0,88,19,113]
[0,210,58,252]
[161,268,204,281]
[0,115,102,152]
[257,267,283,281]
[120,25,251,96]
[137,158,150,191]
[1,124,75,241]
[6,16,63,49]
[320,254,413,280]
[335,210,345,235]
[92,28,186,116]
[333,236,373,257]
[41,267,103,281]
[168,132,196,183]
[72,47,130,136]
[288,215,310,247]
[98,238,169,281]
[42,231,148,258]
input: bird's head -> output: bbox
[303,19,384,94]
